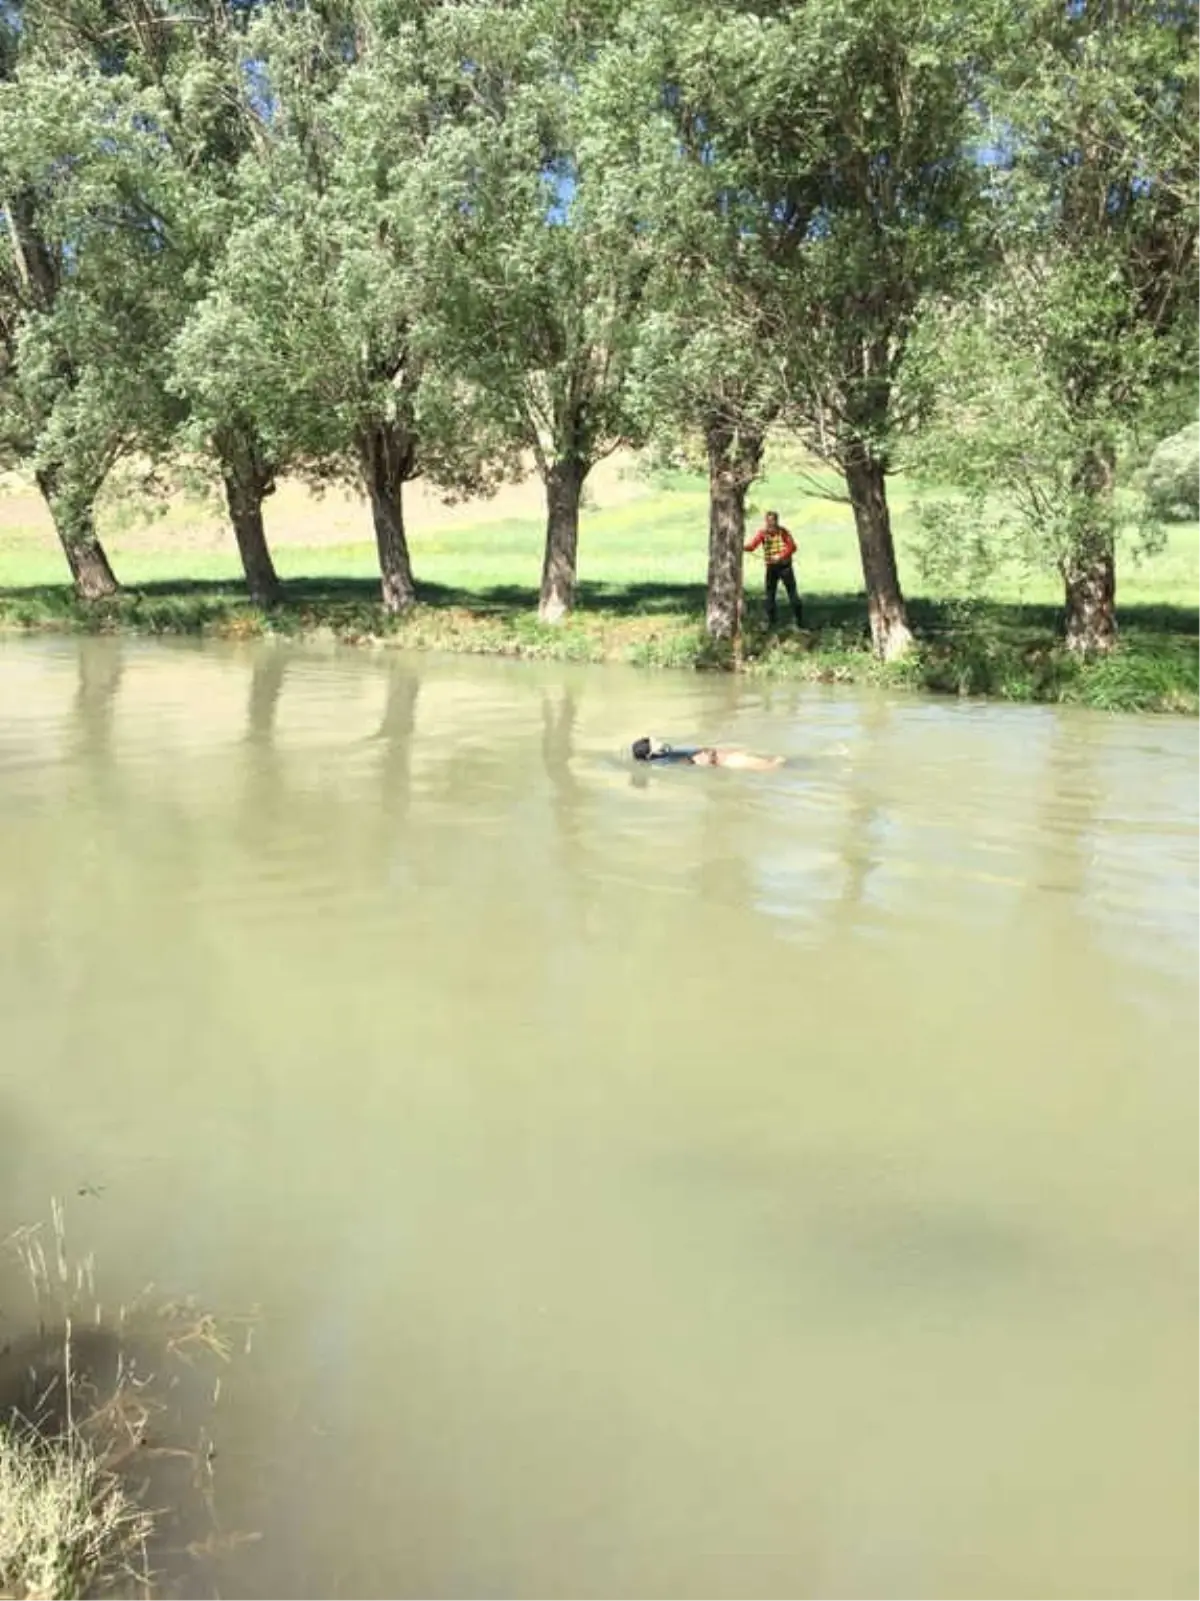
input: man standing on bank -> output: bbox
[744,509,803,629]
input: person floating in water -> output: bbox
[744,509,803,629]
[632,737,783,771]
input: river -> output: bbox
[0,636,1195,1599]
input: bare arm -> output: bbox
[712,749,784,771]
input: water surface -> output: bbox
[0,636,1195,1599]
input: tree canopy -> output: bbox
[0,0,1194,651]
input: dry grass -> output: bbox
[0,453,652,557]
[0,1427,152,1601]
[1,1207,252,1600]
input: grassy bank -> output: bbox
[1,1209,242,1600]
[2,458,1196,712]
[3,575,1195,712]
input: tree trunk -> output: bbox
[1062,546,1117,656]
[705,419,763,642]
[1062,449,1118,657]
[843,451,913,661]
[357,422,417,614]
[538,457,586,623]
[35,469,119,600]
[218,431,281,608]
[10,201,117,602]
[225,483,281,609]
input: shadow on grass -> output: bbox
[4,573,1195,635]
[0,575,1195,711]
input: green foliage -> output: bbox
[586,0,1009,652]
[403,0,655,486]
[586,9,781,465]
[1144,422,1200,521]
[595,0,998,474]
[906,0,1198,640]
[0,61,182,490]
[906,300,1165,591]
[0,0,1195,631]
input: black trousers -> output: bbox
[765,560,803,626]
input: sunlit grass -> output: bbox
[1,460,1195,712]
[0,1425,152,1601]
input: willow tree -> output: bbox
[998,0,1200,653]
[147,0,288,607]
[577,13,784,642]
[82,0,289,606]
[912,0,1198,656]
[415,0,649,622]
[0,59,175,597]
[171,0,513,614]
[764,0,992,661]
[0,0,281,602]
[628,301,783,643]
[611,0,993,660]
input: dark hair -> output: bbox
[632,738,652,761]
[765,508,778,520]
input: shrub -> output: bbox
[1144,423,1200,521]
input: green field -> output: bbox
[1,459,1196,712]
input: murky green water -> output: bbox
[1,636,1195,1599]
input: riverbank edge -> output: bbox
[1,586,1196,714]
